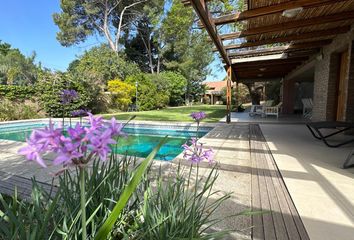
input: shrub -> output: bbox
[0,84,36,101]
[0,98,41,121]
[108,79,136,111]
[35,72,92,117]
[68,44,140,86]
[146,72,187,106]
[126,73,169,111]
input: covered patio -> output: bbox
[183,0,354,123]
[183,0,354,239]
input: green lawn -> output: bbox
[102,105,227,122]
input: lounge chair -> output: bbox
[128,104,137,112]
[306,121,354,148]
[343,149,354,169]
[301,98,313,119]
[263,102,282,118]
[249,100,273,117]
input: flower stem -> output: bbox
[80,167,87,240]
[196,121,200,139]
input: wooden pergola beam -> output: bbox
[228,40,332,58]
[237,72,289,78]
[213,0,349,25]
[235,64,299,72]
[189,0,231,67]
[221,25,350,45]
[213,11,354,48]
[240,11,354,37]
[232,57,308,67]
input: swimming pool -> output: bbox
[0,121,211,161]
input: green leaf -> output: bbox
[95,136,168,240]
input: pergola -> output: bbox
[182,0,354,123]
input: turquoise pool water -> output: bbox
[0,122,210,161]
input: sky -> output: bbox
[0,0,226,81]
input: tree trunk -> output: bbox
[245,83,262,105]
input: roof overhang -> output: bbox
[183,0,354,83]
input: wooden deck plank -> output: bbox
[0,171,52,191]
[0,170,57,200]
[249,124,310,240]
[266,149,310,240]
[264,152,301,240]
[254,142,277,240]
[250,125,265,240]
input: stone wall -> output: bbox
[312,25,354,121]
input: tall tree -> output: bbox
[124,0,165,73]
[124,0,213,102]
[68,44,140,86]
[161,0,213,102]
[0,40,39,85]
[124,16,159,73]
[53,0,147,53]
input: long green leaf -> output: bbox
[95,136,168,240]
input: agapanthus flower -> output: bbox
[19,114,124,169]
[182,138,214,164]
[61,89,79,105]
[190,112,207,122]
[71,109,90,117]
[18,132,47,168]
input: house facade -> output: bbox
[203,81,227,105]
[283,26,354,121]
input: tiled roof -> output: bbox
[204,81,226,91]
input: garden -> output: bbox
[0,0,254,239]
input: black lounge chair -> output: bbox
[343,149,354,169]
[306,121,354,148]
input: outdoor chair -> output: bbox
[306,121,354,148]
[249,100,273,117]
[302,98,313,119]
[343,149,354,169]
[263,102,282,118]
[128,104,137,112]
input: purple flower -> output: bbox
[107,117,125,137]
[53,138,83,165]
[18,132,47,168]
[18,114,125,169]
[60,89,79,105]
[182,138,214,164]
[88,130,116,161]
[35,120,62,150]
[67,123,86,141]
[71,109,89,117]
[85,113,103,134]
[190,112,207,122]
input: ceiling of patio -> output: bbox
[183,0,354,82]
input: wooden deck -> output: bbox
[250,124,309,240]
[0,170,57,200]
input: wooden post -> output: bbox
[235,82,239,111]
[226,67,232,123]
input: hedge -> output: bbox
[0,85,36,101]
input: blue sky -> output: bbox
[0,0,225,81]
